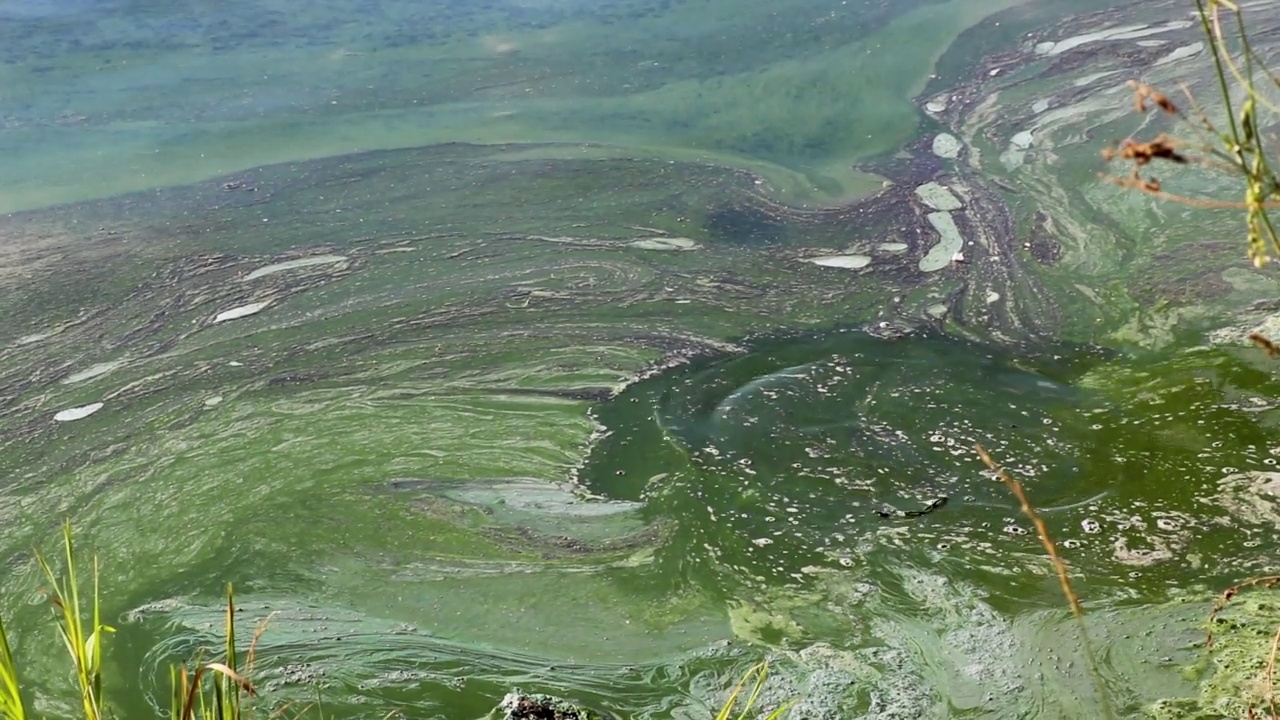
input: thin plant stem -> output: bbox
[974,444,1114,720]
[974,444,1080,616]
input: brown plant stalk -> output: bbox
[1206,575,1280,648]
[1265,624,1280,718]
[974,444,1082,617]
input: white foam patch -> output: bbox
[15,331,53,346]
[244,255,347,280]
[62,360,125,384]
[628,237,699,251]
[54,402,103,422]
[919,212,964,272]
[213,301,272,323]
[806,255,871,269]
[1155,41,1204,66]
[915,182,963,211]
[1039,21,1190,56]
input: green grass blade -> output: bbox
[223,584,239,720]
[735,663,768,720]
[0,612,28,720]
[712,661,789,720]
[32,522,109,720]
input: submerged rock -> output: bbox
[497,691,612,720]
[931,133,962,159]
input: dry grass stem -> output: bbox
[1250,333,1280,357]
[974,444,1082,618]
[1207,575,1280,648]
[1266,624,1280,718]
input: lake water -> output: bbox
[4,0,1280,717]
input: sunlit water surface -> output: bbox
[4,0,1280,717]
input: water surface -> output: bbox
[4,0,1280,717]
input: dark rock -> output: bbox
[497,691,612,720]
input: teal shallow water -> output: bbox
[5,0,1280,717]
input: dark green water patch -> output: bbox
[580,327,1280,606]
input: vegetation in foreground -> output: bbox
[10,1,1280,719]
[0,522,788,719]
[1104,0,1280,268]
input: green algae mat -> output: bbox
[5,0,1280,716]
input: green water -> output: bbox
[6,0,1280,717]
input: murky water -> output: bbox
[5,0,1280,717]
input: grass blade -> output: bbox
[714,662,785,720]
[35,521,108,720]
[0,611,27,720]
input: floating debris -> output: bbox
[627,237,699,251]
[243,255,347,281]
[54,402,104,422]
[806,254,872,269]
[212,301,272,323]
[204,396,224,407]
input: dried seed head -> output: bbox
[1128,80,1179,115]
